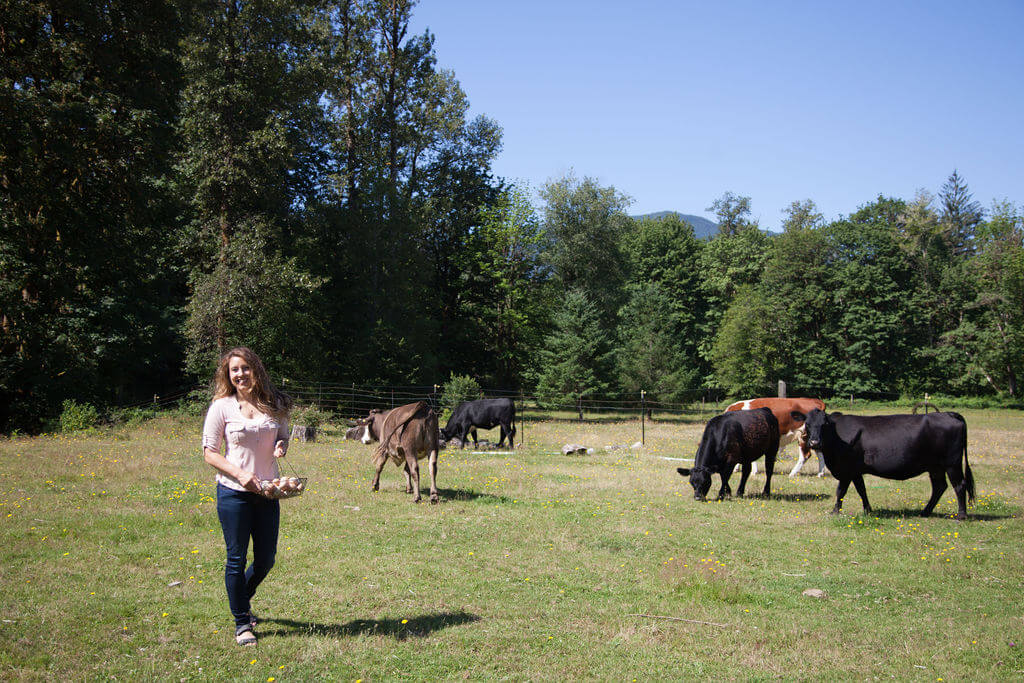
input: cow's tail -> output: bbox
[963,426,975,506]
[952,412,975,506]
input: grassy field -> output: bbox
[1,407,1023,680]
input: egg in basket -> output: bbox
[260,476,307,499]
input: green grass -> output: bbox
[1,409,1023,680]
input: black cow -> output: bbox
[796,409,975,519]
[440,398,516,450]
[677,407,780,501]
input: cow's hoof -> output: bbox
[412,496,422,503]
[956,513,966,521]
[405,487,413,494]
[830,508,842,515]
[430,494,439,504]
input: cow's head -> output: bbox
[677,466,712,501]
[793,409,835,452]
[355,409,387,444]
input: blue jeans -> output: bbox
[216,484,279,630]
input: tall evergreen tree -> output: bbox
[535,290,613,415]
[618,214,705,397]
[939,170,984,257]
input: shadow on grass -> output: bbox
[436,488,515,505]
[765,492,831,503]
[843,506,1017,522]
[261,610,480,641]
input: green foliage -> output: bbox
[710,285,781,395]
[441,374,482,414]
[465,185,550,387]
[59,400,100,433]
[110,407,158,427]
[539,174,632,326]
[291,404,332,430]
[0,0,186,432]
[535,290,613,410]
[616,283,699,402]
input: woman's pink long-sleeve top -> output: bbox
[202,396,289,491]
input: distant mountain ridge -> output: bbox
[632,211,718,239]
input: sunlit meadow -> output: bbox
[1,407,1022,680]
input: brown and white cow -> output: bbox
[725,397,826,477]
[369,401,439,503]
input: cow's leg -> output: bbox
[401,447,421,503]
[945,464,968,521]
[716,471,733,500]
[371,457,387,492]
[736,463,751,497]
[788,445,810,477]
[497,424,507,448]
[832,479,851,514]
[427,448,439,504]
[402,461,413,493]
[816,451,827,477]
[508,422,515,450]
[470,428,479,448]
[921,470,948,517]
[762,449,776,498]
[851,475,872,514]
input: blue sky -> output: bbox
[410,1,1023,231]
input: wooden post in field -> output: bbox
[778,380,786,398]
[641,390,646,446]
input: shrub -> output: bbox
[110,407,158,427]
[441,373,482,416]
[292,404,332,430]
[60,400,100,433]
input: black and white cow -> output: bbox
[796,409,975,519]
[440,398,516,450]
[677,407,780,501]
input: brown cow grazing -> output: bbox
[726,397,827,477]
[370,401,439,504]
[353,408,392,444]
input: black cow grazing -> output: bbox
[677,407,780,501]
[797,409,975,519]
[440,398,516,450]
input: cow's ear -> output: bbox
[791,411,806,422]
[677,467,691,476]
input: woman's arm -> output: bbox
[274,417,289,458]
[204,447,262,492]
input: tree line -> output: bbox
[2,0,1022,432]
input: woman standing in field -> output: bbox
[202,347,292,646]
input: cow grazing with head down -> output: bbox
[796,409,975,519]
[353,408,392,445]
[726,397,826,477]
[369,402,439,503]
[440,398,516,450]
[677,407,780,501]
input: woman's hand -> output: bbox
[274,440,287,458]
[236,469,262,493]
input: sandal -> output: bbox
[235,625,257,646]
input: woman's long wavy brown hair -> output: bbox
[212,347,292,419]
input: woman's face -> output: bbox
[228,356,254,395]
